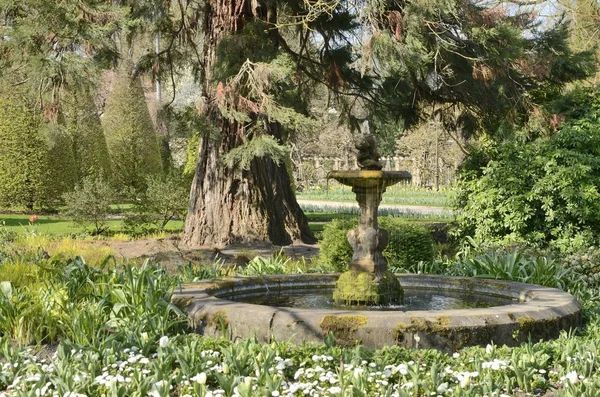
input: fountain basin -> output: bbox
[174,274,581,352]
[328,170,411,188]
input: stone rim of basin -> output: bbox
[174,273,582,351]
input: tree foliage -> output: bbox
[0,87,47,210]
[63,90,112,182]
[0,0,120,102]
[456,87,600,253]
[40,123,78,207]
[102,66,163,193]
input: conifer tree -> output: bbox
[40,123,78,208]
[174,0,592,247]
[64,90,113,182]
[0,87,47,210]
[102,67,163,193]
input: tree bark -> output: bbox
[182,0,315,248]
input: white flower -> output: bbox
[159,336,169,348]
[566,371,579,384]
[437,383,448,393]
[191,372,207,385]
[141,332,149,341]
[452,353,460,358]
[485,344,493,354]
[328,386,342,394]
[397,364,408,375]
[414,334,421,343]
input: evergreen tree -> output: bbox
[173,0,591,247]
[64,90,113,182]
[0,87,46,210]
[102,66,163,193]
[40,123,78,208]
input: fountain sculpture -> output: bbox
[174,126,582,351]
[327,132,411,305]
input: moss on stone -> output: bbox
[517,315,536,333]
[333,270,403,305]
[171,296,193,310]
[207,310,229,331]
[320,315,368,345]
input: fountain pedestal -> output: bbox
[328,170,411,305]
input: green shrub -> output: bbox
[124,174,189,234]
[62,176,116,235]
[380,218,435,271]
[318,217,435,272]
[455,89,600,254]
[318,218,355,272]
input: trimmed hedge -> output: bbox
[318,217,435,272]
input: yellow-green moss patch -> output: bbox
[320,315,368,345]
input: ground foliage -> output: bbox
[0,244,600,396]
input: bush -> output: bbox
[318,217,435,272]
[380,218,435,271]
[62,177,115,235]
[318,218,355,272]
[455,89,600,254]
[124,174,189,234]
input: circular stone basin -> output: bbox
[174,274,581,352]
[327,170,411,188]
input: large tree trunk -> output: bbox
[182,0,315,248]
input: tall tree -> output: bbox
[178,0,592,247]
[64,90,113,182]
[0,86,47,210]
[102,66,164,193]
[180,8,324,246]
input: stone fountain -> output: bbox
[173,127,582,351]
[327,133,411,305]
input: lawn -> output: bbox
[297,184,452,207]
[0,214,184,236]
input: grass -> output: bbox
[297,184,452,207]
[0,214,183,236]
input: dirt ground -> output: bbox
[90,235,320,271]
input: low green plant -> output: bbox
[176,259,232,282]
[318,217,435,272]
[318,218,355,272]
[62,176,116,235]
[0,257,188,348]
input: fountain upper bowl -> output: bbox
[328,170,411,188]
